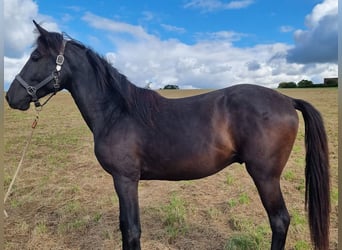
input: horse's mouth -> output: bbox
[6,94,31,111]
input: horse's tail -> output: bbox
[293,98,330,250]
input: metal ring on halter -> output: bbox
[26,86,37,97]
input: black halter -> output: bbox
[15,40,67,108]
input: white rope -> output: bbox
[4,112,39,217]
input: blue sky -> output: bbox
[36,0,321,52]
[4,0,338,89]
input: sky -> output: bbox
[4,0,338,90]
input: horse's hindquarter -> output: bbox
[140,90,238,180]
[225,85,299,172]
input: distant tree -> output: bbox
[277,82,297,88]
[163,84,179,89]
[297,79,313,88]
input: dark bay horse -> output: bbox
[6,22,330,250]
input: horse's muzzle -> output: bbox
[5,92,30,111]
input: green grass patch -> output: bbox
[293,240,310,250]
[290,210,307,231]
[162,193,188,241]
[296,179,305,193]
[93,212,102,223]
[238,192,250,205]
[58,217,88,234]
[225,173,234,185]
[63,200,82,215]
[283,170,295,181]
[227,218,270,249]
[292,144,302,153]
[225,233,260,250]
[110,194,118,205]
[35,222,48,234]
[331,187,338,204]
[227,198,238,208]
[291,211,306,225]
[294,157,305,167]
[4,173,13,187]
[206,207,221,219]
[10,199,22,208]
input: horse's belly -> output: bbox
[140,153,236,181]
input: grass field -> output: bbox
[4,88,338,249]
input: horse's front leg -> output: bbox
[113,175,141,250]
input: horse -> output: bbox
[6,21,330,250]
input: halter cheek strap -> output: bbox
[16,40,67,108]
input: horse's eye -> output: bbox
[31,50,41,61]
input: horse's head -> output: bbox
[6,21,71,110]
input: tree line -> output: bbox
[278,79,338,88]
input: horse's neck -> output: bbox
[66,66,123,135]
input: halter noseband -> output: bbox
[15,40,67,108]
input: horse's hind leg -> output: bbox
[246,164,290,250]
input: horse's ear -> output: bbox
[33,20,49,37]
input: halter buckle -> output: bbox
[56,55,64,72]
[56,55,64,66]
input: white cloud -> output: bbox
[184,0,254,12]
[4,0,60,87]
[4,0,60,58]
[246,60,261,71]
[82,12,153,42]
[286,0,337,63]
[226,0,254,9]
[65,6,83,12]
[141,11,155,21]
[81,12,337,89]
[61,13,74,23]
[161,24,186,34]
[4,54,30,90]
[280,25,294,33]
[4,0,38,57]
[195,30,247,43]
[305,0,337,27]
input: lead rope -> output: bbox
[4,110,40,217]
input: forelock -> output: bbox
[35,31,64,55]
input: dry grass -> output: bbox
[4,88,338,249]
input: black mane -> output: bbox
[82,45,161,127]
[36,31,161,126]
